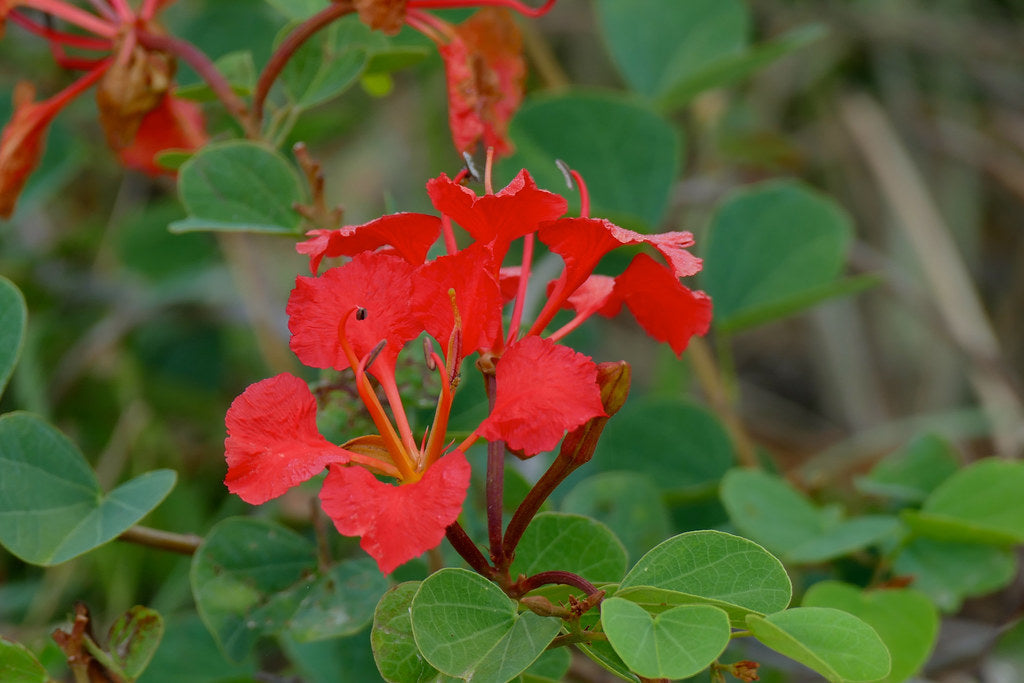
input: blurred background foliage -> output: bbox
[2,0,1024,681]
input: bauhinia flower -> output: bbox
[345,0,556,156]
[0,0,206,217]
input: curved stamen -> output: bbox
[506,232,534,343]
[7,10,113,49]
[18,0,119,37]
[423,350,456,468]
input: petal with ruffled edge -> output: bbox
[426,169,566,261]
[297,212,442,274]
[319,451,471,574]
[416,242,503,357]
[287,251,428,374]
[477,336,605,456]
[613,253,713,356]
[225,373,351,505]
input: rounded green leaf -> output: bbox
[0,637,48,683]
[287,557,390,641]
[589,398,734,496]
[410,568,561,682]
[856,433,961,503]
[280,16,373,108]
[747,607,891,683]
[618,530,791,626]
[721,468,900,563]
[902,459,1024,544]
[502,91,680,229]
[191,517,317,661]
[803,581,937,683]
[105,606,164,680]
[594,0,748,99]
[0,412,176,565]
[701,180,854,332]
[561,472,671,563]
[892,537,1017,612]
[175,141,306,234]
[601,597,729,679]
[0,276,27,399]
[509,512,628,584]
[372,582,446,683]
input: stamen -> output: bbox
[355,306,368,320]
[506,233,534,344]
[554,160,589,217]
[555,158,573,189]
[7,11,113,50]
[17,0,118,37]
[409,0,558,19]
[423,338,437,371]
[364,339,387,370]
[484,146,495,195]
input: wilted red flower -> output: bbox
[0,0,206,217]
[348,0,555,156]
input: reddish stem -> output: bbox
[483,373,507,568]
[446,521,496,578]
[251,2,354,131]
[514,570,599,597]
[136,30,257,138]
[7,10,112,49]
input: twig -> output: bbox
[118,525,203,555]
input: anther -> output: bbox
[555,159,574,190]
[462,151,481,182]
[423,338,437,371]
[355,307,368,321]
[364,339,386,370]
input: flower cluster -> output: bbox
[0,0,206,217]
[224,166,712,574]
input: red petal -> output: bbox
[225,374,351,505]
[426,169,566,261]
[287,252,427,373]
[296,213,441,274]
[477,336,605,455]
[562,274,618,318]
[498,266,521,302]
[319,451,471,574]
[119,94,207,176]
[613,253,713,356]
[416,242,503,357]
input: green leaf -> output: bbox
[588,398,734,497]
[601,598,729,679]
[287,557,390,641]
[891,537,1017,612]
[503,91,680,229]
[594,0,748,99]
[747,607,891,682]
[720,468,900,563]
[803,582,937,683]
[281,630,388,683]
[0,412,176,565]
[701,180,855,333]
[373,582,447,683]
[105,607,164,680]
[410,568,561,682]
[191,517,317,661]
[280,16,373,109]
[0,276,27,399]
[509,512,628,584]
[0,637,49,683]
[901,459,1024,545]
[658,24,827,109]
[516,648,571,683]
[175,51,256,101]
[856,433,961,503]
[175,141,306,234]
[561,472,671,563]
[136,614,256,683]
[618,530,791,626]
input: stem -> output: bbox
[503,446,576,556]
[117,525,202,555]
[251,2,354,131]
[311,500,332,573]
[136,31,257,137]
[548,631,607,648]
[445,521,495,577]
[515,570,599,596]
[483,373,506,568]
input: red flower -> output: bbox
[477,335,606,455]
[0,0,204,217]
[350,0,556,156]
